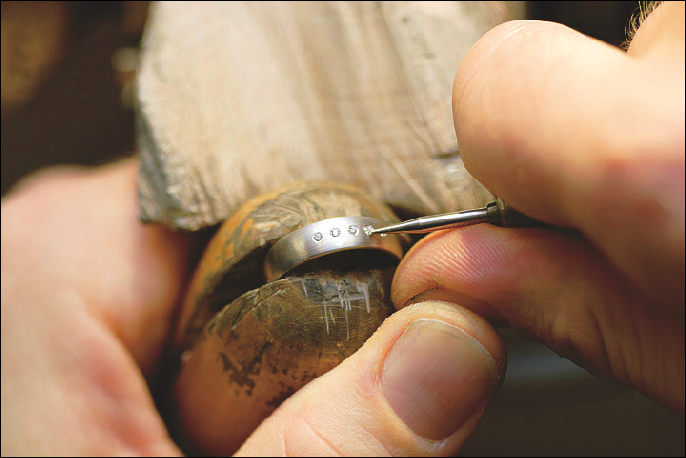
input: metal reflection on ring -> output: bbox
[263,216,404,282]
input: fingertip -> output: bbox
[392,226,521,317]
[452,19,531,124]
[452,20,569,143]
[451,19,632,226]
[390,224,607,338]
[451,15,684,308]
[384,301,508,380]
[238,301,505,456]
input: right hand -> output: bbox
[393,2,684,415]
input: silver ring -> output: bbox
[263,216,404,282]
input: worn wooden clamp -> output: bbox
[167,181,410,455]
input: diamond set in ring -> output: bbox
[264,216,403,282]
[313,225,365,242]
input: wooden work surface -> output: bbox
[136,1,524,230]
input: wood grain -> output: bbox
[137,1,524,230]
[173,271,394,455]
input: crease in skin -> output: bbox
[404,288,506,327]
[299,414,344,457]
[393,229,516,322]
[401,285,444,308]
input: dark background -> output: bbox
[2,2,683,456]
[2,1,144,195]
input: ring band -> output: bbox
[263,216,404,282]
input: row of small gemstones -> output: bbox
[312,225,373,242]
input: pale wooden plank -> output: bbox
[137,1,524,230]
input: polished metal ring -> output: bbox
[263,216,404,282]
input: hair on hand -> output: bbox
[623,1,664,49]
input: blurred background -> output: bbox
[1,1,683,456]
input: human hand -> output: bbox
[393,1,684,416]
[1,161,190,455]
[4,4,682,455]
[2,160,507,456]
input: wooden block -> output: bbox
[136,2,524,230]
[168,181,408,454]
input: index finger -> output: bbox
[452,18,684,304]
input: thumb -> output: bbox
[236,301,505,456]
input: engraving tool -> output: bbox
[368,198,544,235]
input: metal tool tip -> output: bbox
[367,227,391,236]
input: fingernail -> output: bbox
[382,319,498,440]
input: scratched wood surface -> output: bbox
[168,181,406,455]
[173,271,394,455]
[136,1,524,230]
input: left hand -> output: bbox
[1,160,189,455]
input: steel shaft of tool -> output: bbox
[368,208,489,234]
[369,198,544,235]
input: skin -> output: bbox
[1,2,683,456]
[394,0,684,416]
